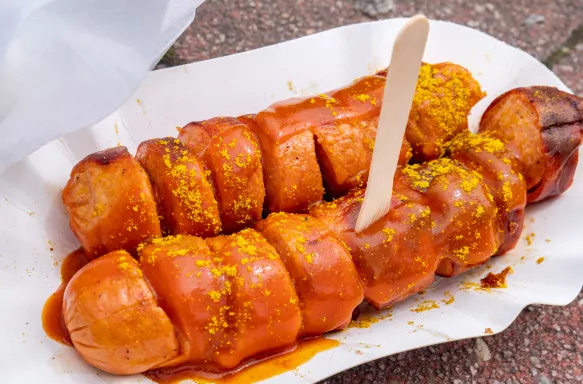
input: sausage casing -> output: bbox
[136,138,221,237]
[62,147,161,259]
[63,251,178,374]
[179,117,265,233]
[447,132,527,255]
[138,235,226,369]
[401,159,499,277]
[406,63,486,162]
[206,229,302,369]
[479,86,583,202]
[256,213,364,335]
[310,183,439,310]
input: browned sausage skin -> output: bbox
[205,229,302,369]
[400,159,499,277]
[310,180,439,310]
[256,213,364,335]
[63,251,179,374]
[62,147,162,259]
[137,235,226,369]
[136,138,222,237]
[479,86,583,202]
[446,132,527,255]
[178,117,265,233]
[405,63,486,162]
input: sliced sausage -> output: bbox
[250,75,385,212]
[401,159,499,277]
[447,132,527,255]
[313,118,412,197]
[179,117,265,233]
[406,62,485,162]
[205,229,302,369]
[136,138,221,237]
[62,251,178,375]
[256,213,364,335]
[138,235,226,370]
[479,86,583,202]
[62,147,161,259]
[310,182,439,310]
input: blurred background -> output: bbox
[156,0,582,97]
[157,1,583,383]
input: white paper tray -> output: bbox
[0,18,581,384]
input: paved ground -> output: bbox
[157,1,583,383]
[158,0,583,95]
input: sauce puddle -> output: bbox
[41,248,88,345]
[480,266,513,289]
[145,337,339,384]
[42,249,339,383]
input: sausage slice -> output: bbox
[63,251,178,375]
[256,213,363,335]
[179,117,265,233]
[310,182,439,310]
[206,229,302,369]
[136,138,221,237]
[62,147,161,259]
[479,86,583,202]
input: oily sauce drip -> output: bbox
[144,337,340,384]
[42,249,339,383]
[41,248,88,345]
[480,266,513,289]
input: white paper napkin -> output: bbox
[0,0,205,173]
